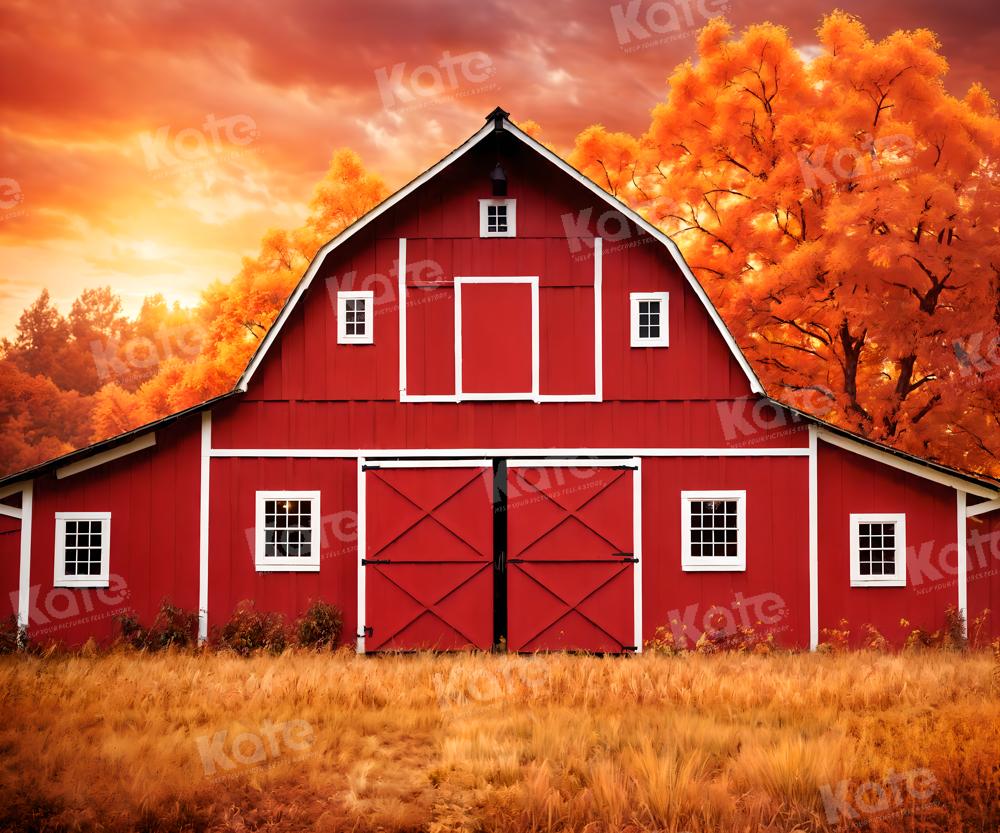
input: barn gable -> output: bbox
[234,108,763,403]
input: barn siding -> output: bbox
[642,456,810,648]
[967,509,1000,642]
[24,418,201,647]
[207,456,357,641]
[0,511,20,619]
[816,441,961,647]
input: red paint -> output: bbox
[966,510,1000,642]
[0,511,20,618]
[24,419,200,647]
[816,443,960,647]
[507,465,634,652]
[461,282,533,395]
[365,466,493,650]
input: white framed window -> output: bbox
[850,513,906,587]
[255,491,321,572]
[54,512,111,588]
[337,291,374,344]
[680,491,746,571]
[479,199,516,237]
[631,292,669,347]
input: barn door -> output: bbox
[505,459,639,653]
[362,461,494,651]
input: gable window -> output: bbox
[337,291,374,344]
[630,292,669,347]
[255,491,321,572]
[850,514,906,587]
[680,491,746,571]
[54,512,111,587]
[479,199,516,237]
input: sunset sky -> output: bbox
[1,0,997,338]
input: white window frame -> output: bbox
[850,513,906,587]
[337,291,374,344]
[254,491,321,572]
[630,292,669,347]
[54,512,111,588]
[680,490,746,571]
[479,198,516,237]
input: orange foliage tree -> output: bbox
[570,13,1000,475]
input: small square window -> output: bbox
[850,514,906,587]
[337,291,374,344]
[54,513,111,587]
[681,491,746,571]
[630,293,669,347]
[255,491,321,572]
[480,199,516,237]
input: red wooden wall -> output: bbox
[0,510,19,619]
[816,441,962,647]
[967,510,1000,642]
[642,456,810,647]
[207,457,357,638]
[24,419,201,647]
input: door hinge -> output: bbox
[614,464,639,470]
[614,553,639,563]
[622,645,638,652]
[361,558,391,565]
[358,625,373,638]
[361,464,380,471]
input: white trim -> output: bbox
[56,433,156,479]
[356,457,366,654]
[0,504,22,520]
[680,490,747,572]
[367,458,493,469]
[254,490,322,572]
[594,237,604,400]
[337,290,375,345]
[209,446,812,459]
[454,276,539,401]
[630,292,669,348]
[234,116,763,395]
[808,425,819,650]
[506,457,635,468]
[633,457,643,653]
[479,198,516,237]
[398,238,407,397]
[198,411,210,642]
[17,483,32,633]
[814,427,999,500]
[966,497,1000,517]
[849,513,906,587]
[53,511,111,588]
[0,480,29,501]
[957,491,967,636]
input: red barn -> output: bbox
[2,108,999,652]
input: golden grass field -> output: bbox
[1,650,999,832]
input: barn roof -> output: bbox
[1,107,997,498]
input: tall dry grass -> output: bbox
[1,650,998,832]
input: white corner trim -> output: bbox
[957,491,968,637]
[679,490,747,572]
[198,411,211,642]
[594,237,604,401]
[356,457,366,654]
[233,116,764,396]
[56,433,156,480]
[398,238,407,397]
[966,496,1000,517]
[630,292,669,348]
[633,457,643,653]
[814,427,999,500]
[17,482,33,634]
[808,425,819,650]
[849,513,906,587]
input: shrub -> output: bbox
[216,600,287,655]
[901,606,968,652]
[0,614,26,655]
[295,600,343,649]
[114,600,199,651]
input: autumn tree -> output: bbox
[571,13,1000,475]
